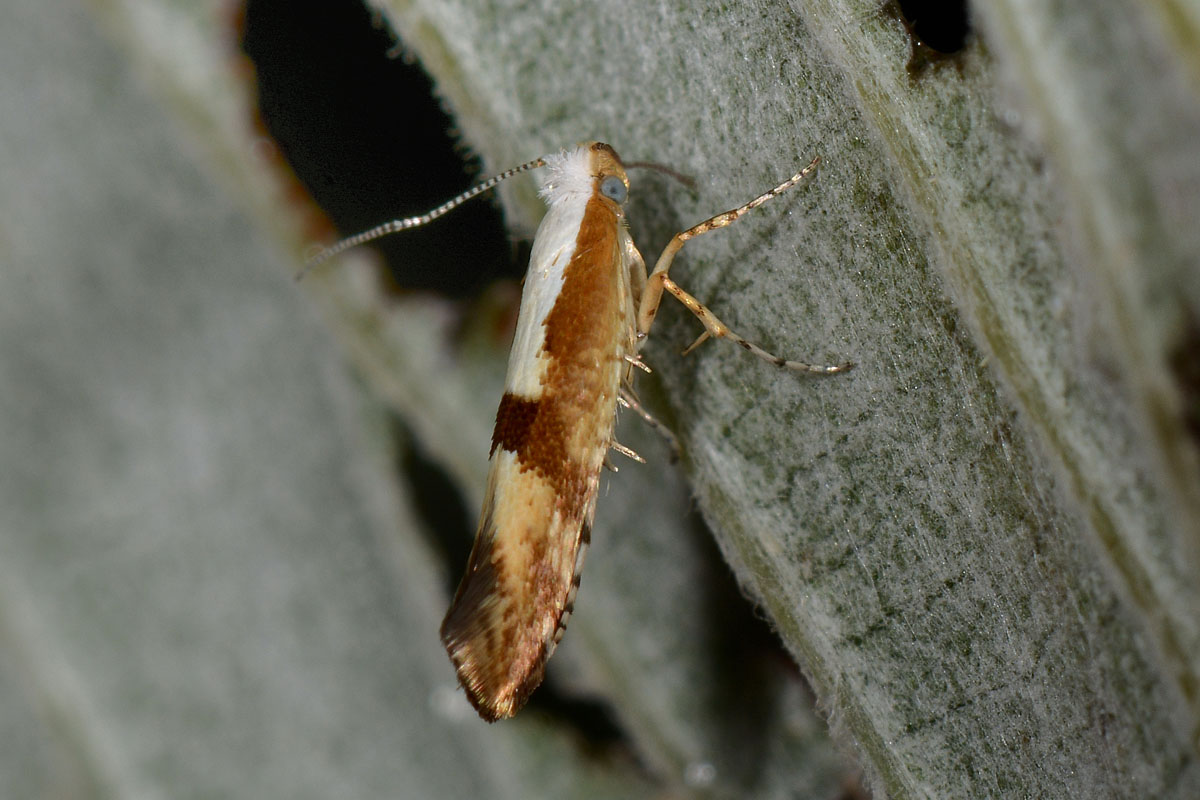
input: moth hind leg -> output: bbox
[618,389,682,461]
[661,276,854,375]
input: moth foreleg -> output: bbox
[635,156,851,375]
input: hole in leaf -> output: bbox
[894,0,970,54]
[883,0,971,76]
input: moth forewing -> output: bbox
[438,451,591,720]
[439,143,636,721]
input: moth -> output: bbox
[306,142,851,721]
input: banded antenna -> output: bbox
[298,155,548,280]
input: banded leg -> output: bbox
[619,389,681,460]
[662,277,852,374]
[609,440,646,464]
[635,157,852,375]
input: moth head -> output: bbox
[588,142,630,207]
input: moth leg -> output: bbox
[619,390,681,461]
[609,440,646,464]
[623,353,652,374]
[625,236,647,313]
[660,277,852,374]
[637,157,820,338]
[635,156,850,374]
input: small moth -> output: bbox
[306,142,851,721]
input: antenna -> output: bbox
[623,160,695,189]
[298,155,548,280]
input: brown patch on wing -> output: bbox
[441,148,637,721]
[519,192,626,505]
[489,188,629,512]
[490,393,538,457]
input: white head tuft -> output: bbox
[538,145,596,207]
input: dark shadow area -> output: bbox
[883,0,972,76]
[523,674,636,759]
[894,0,970,53]
[241,0,521,295]
[391,415,474,598]
[1168,310,1200,450]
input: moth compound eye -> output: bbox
[600,175,627,204]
